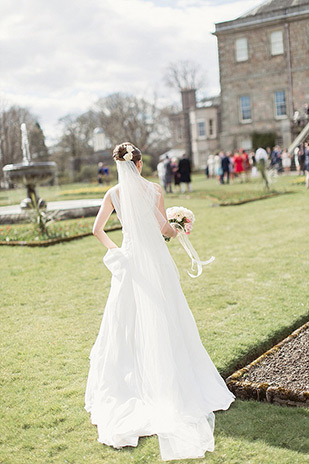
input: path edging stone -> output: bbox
[226,322,309,407]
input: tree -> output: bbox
[164,60,205,91]
[56,111,97,179]
[95,93,171,154]
[54,94,172,179]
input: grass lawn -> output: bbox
[0,182,111,206]
[0,171,300,207]
[1,176,308,464]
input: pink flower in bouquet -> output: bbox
[184,222,193,235]
[165,206,195,237]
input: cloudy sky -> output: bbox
[0,0,261,144]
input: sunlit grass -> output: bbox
[1,176,308,463]
[0,171,303,206]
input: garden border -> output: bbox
[0,226,122,247]
[216,191,290,207]
[226,321,309,407]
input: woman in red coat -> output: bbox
[233,150,244,181]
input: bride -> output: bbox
[85,142,235,461]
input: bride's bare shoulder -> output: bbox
[106,184,119,195]
[103,185,119,204]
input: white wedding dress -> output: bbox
[85,161,235,461]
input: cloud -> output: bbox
[0,0,259,143]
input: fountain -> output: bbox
[2,123,57,209]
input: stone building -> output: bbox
[214,0,309,151]
[169,89,220,169]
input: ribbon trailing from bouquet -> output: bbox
[171,223,215,278]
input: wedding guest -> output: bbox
[266,147,272,160]
[97,162,105,184]
[298,144,306,175]
[271,145,280,171]
[255,147,269,190]
[277,149,283,174]
[228,152,235,182]
[221,152,230,184]
[214,153,223,184]
[157,159,165,187]
[233,150,244,182]
[293,110,301,126]
[163,155,173,193]
[294,147,301,175]
[171,157,181,192]
[281,148,291,174]
[207,154,215,178]
[249,151,258,178]
[178,154,192,193]
[241,148,251,182]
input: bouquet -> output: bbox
[164,206,214,278]
[164,206,195,241]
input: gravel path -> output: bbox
[246,326,309,392]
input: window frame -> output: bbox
[274,90,287,119]
[239,95,252,123]
[196,119,206,139]
[270,30,284,56]
[208,118,214,138]
[235,37,249,62]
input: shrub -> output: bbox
[75,165,98,183]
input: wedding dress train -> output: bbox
[85,162,235,461]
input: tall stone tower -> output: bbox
[181,89,196,159]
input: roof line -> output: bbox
[214,5,309,33]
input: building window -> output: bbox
[197,120,206,138]
[235,38,248,62]
[240,95,251,121]
[275,90,287,117]
[270,30,284,55]
[209,119,213,136]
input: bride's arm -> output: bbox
[154,184,177,238]
[92,191,118,249]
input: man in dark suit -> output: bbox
[178,154,192,193]
[221,152,230,184]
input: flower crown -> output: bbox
[123,145,134,161]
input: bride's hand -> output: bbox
[170,223,179,238]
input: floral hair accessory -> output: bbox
[123,145,134,161]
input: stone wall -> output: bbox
[216,14,309,151]
[190,106,220,168]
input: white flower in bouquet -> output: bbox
[166,206,195,238]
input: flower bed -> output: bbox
[0,216,121,246]
[58,185,111,197]
[226,322,309,407]
[292,176,306,185]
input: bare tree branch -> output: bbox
[164,60,205,91]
